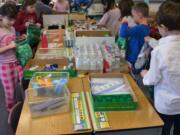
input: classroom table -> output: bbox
[16,78,92,135]
[82,74,164,135]
[112,59,130,74]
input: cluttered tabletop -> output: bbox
[16,13,163,135]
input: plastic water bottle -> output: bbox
[41,31,48,48]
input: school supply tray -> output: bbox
[35,48,69,59]
[26,72,70,118]
[89,74,138,111]
[23,59,77,79]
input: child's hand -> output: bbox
[127,62,133,69]
[8,42,16,49]
[36,23,41,28]
[141,70,148,78]
[121,18,128,24]
[25,22,30,27]
[144,36,151,43]
[22,34,27,38]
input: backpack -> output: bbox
[134,43,152,70]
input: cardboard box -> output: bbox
[43,14,69,28]
[46,29,64,43]
[69,13,86,20]
[111,59,130,74]
[77,70,103,75]
[40,29,65,49]
[75,37,115,45]
[75,30,111,37]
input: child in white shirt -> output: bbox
[141,1,180,135]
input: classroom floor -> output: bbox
[0,83,13,135]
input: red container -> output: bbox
[41,33,48,48]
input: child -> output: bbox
[141,2,180,135]
[72,0,91,11]
[14,0,41,35]
[98,0,121,36]
[0,3,23,111]
[119,2,150,74]
[118,0,136,28]
[35,0,54,21]
[53,0,70,13]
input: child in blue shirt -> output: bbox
[72,0,91,11]
[119,2,150,73]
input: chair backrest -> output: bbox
[8,102,23,133]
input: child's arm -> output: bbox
[98,13,109,26]
[145,36,158,49]
[53,2,57,11]
[142,49,162,85]
[120,20,141,38]
[0,42,16,54]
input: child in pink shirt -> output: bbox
[53,0,70,13]
[98,0,121,36]
[0,3,23,111]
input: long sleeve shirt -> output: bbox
[0,27,17,63]
[14,10,39,35]
[119,23,150,64]
[98,8,121,36]
[143,35,180,115]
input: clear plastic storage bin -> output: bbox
[30,72,69,96]
[26,72,70,118]
[26,87,70,118]
[35,48,68,59]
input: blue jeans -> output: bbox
[159,113,180,135]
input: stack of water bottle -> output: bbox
[75,43,103,71]
[64,30,75,48]
[101,42,121,72]
[75,41,121,72]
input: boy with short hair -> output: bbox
[119,2,150,74]
[141,1,180,135]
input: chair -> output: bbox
[8,101,23,134]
